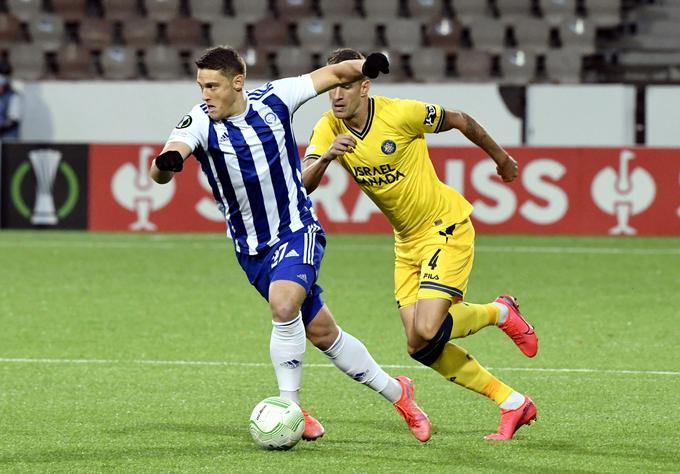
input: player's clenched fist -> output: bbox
[496,155,518,182]
[362,53,390,79]
[323,134,357,161]
[155,150,184,172]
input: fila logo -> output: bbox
[285,249,300,258]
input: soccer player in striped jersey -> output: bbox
[302,48,539,440]
[150,46,431,442]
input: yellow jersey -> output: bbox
[305,96,473,240]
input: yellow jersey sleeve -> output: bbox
[393,99,446,137]
[304,113,336,160]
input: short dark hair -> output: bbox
[195,46,246,77]
[326,48,365,65]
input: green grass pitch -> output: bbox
[1,231,679,473]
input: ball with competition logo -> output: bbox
[249,396,305,450]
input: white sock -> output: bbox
[270,313,306,406]
[499,390,525,410]
[323,328,402,403]
[494,302,510,325]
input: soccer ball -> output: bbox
[249,396,305,450]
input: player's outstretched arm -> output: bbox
[150,142,192,184]
[443,109,518,183]
[302,134,357,193]
[310,53,389,95]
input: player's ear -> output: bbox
[232,73,245,91]
[360,79,370,97]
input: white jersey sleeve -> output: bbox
[166,103,210,151]
[269,74,317,115]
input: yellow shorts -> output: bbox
[394,219,475,308]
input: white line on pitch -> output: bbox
[0,357,678,376]
[0,239,678,255]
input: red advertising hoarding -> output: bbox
[87,145,680,236]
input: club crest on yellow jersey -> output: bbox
[381,140,397,155]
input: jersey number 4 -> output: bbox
[428,249,441,270]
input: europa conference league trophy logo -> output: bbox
[28,149,62,224]
[9,148,80,226]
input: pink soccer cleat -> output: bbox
[300,408,325,441]
[485,395,537,440]
[393,376,432,442]
[495,295,538,357]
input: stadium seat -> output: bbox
[383,18,423,54]
[468,17,506,54]
[495,0,534,24]
[513,17,551,53]
[539,0,577,26]
[409,47,448,81]
[583,0,621,27]
[275,46,314,77]
[78,17,115,51]
[28,14,65,52]
[238,46,271,79]
[454,49,492,81]
[101,0,142,21]
[296,18,335,53]
[406,0,444,21]
[544,48,582,82]
[500,49,536,84]
[339,18,378,51]
[277,0,315,19]
[166,17,205,50]
[424,16,463,52]
[7,0,43,22]
[56,42,95,79]
[51,0,88,22]
[361,0,402,19]
[8,43,47,80]
[209,18,247,48]
[231,0,271,22]
[252,19,291,52]
[144,0,181,22]
[188,0,226,23]
[100,45,139,79]
[318,0,360,20]
[121,17,159,48]
[559,17,595,54]
[0,13,22,48]
[452,0,493,26]
[144,44,185,79]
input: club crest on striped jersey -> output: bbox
[264,112,278,125]
[176,115,192,129]
[381,140,397,155]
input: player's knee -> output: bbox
[414,314,445,341]
[409,313,453,366]
[270,300,301,323]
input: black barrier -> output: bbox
[1,143,89,229]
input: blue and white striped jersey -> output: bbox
[167,74,322,255]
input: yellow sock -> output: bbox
[450,302,499,339]
[430,342,513,406]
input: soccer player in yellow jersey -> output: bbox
[302,49,539,440]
